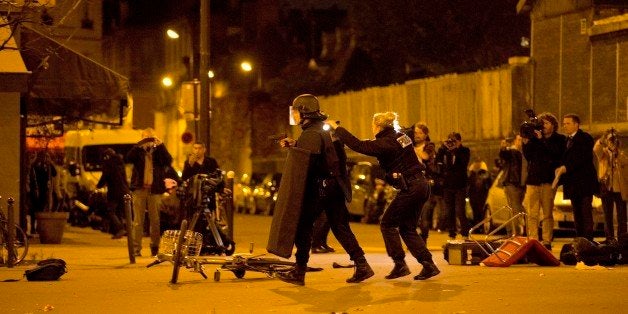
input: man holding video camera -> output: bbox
[436,132,471,240]
[521,112,565,249]
[593,128,628,243]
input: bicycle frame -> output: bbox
[0,198,29,266]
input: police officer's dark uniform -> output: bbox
[276,94,374,286]
[331,118,440,280]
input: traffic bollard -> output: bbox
[124,194,135,264]
[6,197,16,268]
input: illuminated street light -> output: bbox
[207,70,215,79]
[240,61,253,72]
[161,76,174,88]
[240,61,261,89]
[166,29,180,39]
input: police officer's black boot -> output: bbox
[414,260,440,280]
[346,257,374,283]
[385,260,410,279]
[277,264,306,286]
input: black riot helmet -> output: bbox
[291,94,327,120]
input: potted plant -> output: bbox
[35,211,69,244]
[28,135,69,244]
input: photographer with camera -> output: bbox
[521,112,565,250]
[126,128,176,257]
[436,132,471,240]
[593,128,628,244]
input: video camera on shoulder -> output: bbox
[519,109,543,139]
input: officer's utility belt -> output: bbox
[391,172,424,191]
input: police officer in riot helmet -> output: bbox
[275,94,373,286]
[326,112,441,281]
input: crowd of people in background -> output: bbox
[405,112,626,250]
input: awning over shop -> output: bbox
[19,26,130,124]
[0,19,30,92]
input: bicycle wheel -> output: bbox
[1,222,28,265]
[170,219,188,284]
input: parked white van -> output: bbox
[63,128,142,203]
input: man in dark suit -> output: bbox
[555,114,598,241]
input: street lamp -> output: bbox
[240,61,261,89]
[161,75,174,88]
[240,61,253,72]
[162,2,210,152]
[166,29,180,39]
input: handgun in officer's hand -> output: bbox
[268,133,287,143]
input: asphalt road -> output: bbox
[1,213,625,313]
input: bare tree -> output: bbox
[0,0,56,50]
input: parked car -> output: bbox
[233,173,264,214]
[346,161,376,219]
[482,170,605,235]
[345,161,398,221]
[251,173,282,215]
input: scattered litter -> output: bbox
[442,289,455,292]
[574,261,610,270]
[539,273,545,277]
[43,304,54,311]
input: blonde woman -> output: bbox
[327,112,440,281]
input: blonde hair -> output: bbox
[372,112,398,129]
[141,128,155,139]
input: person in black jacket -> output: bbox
[126,128,175,257]
[498,136,526,236]
[436,132,471,240]
[27,151,57,234]
[555,114,598,241]
[96,148,130,239]
[275,94,373,286]
[409,122,444,242]
[327,112,440,281]
[522,112,565,249]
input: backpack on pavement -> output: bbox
[24,258,67,281]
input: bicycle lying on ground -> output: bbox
[148,172,312,283]
[161,220,300,283]
[0,201,29,266]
